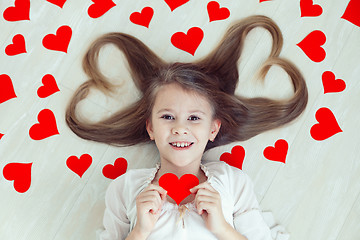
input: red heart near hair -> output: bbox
[66,154,92,178]
[159,173,199,205]
[322,71,346,94]
[297,30,326,62]
[263,139,288,164]
[102,158,128,180]
[130,7,154,28]
[3,0,30,22]
[37,74,60,98]
[0,74,17,104]
[220,145,245,170]
[88,0,116,18]
[42,25,72,53]
[311,108,342,141]
[29,109,59,140]
[171,27,204,55]
[5,34,26,56]
[300,0,323,17]
[46,0,67,8]
[164,0,190,11]
[341,0,360,28]
[207,1,230,22]
[3,162,33,193]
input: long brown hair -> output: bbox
[65,15,308,151]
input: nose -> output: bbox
[171,124,188,135]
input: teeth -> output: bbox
[171,142,191,148]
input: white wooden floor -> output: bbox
[1,0,359,239]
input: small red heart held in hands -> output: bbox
[263,139,288,164]
[66,154,92,178]
[171,27,204,55]
[300,0,323,17]
[297,30,326,62]
[3,0,30,22]
[29,109,59,140]
[130,7,154,28]
[0,74,17,104]
[37,74,60,98]
[220,145,245,170]
[46,0,67,8]
[311,108,342,141]
[207,1,230,22]
[42,26,72,53]
[159,173,199,205]
[102,158,128,180]
[3,163,33,193]
[165,0,190,11]
[322,71,346,94]
[88,0,116,18]
[341,0,360,28]
[5,34,26,56]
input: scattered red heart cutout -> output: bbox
[102,158,128,180]
[159,173,199,205]
[260,0,271,2]
[300,0,323,17]
[5,34,27,56]
[207,1,230,22]
[66,154,92,178]
[3,162,33,193]
[46,0,67,8]
[164,0,190,11]
[263,139,288,164]
[42,25,72,53]
[220,145,245,170]
[37,74,60,98]
[297,30,326,62]
[0,74,17,104]
[171,27,204,55]
[3,0,30,22]
[322,71,346,94]
[88,0,116,18]
[0,133,4,140]
[29,109,59,140]
[341,0,360,28]
[130,7,154,28]
[311,107,342,141]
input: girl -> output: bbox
[66,15,308,240]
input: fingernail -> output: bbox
[189,188,193,192]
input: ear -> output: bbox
[146,119,154,140]
[209,119,221,142]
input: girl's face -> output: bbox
[146,83,221,168]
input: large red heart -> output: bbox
[88,0,116,19]
[207,1,230,22]
[3,162,33,193]
[171,27,204,55]
[102,158,128,180]
[46,0,67,8]
[66,154,92,178]
[220,145,245,170]
[29,109,59,140]
[164,0,189,11]
[310,107,342,141]
[0,74,17,104]
[37,74,60,98]
[300,0,323,17]
[3,0,30,22]
[5,34,26,56]
[130,7,154,28]
[159,173,199,205]
[322,71,346,94]
[297,30,326,62]
[42,25,72,53]
[341,0,360,28]
[263,139,288,164]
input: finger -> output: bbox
[137,193,162,207]
[144,184,168,200]
[190,181,216,193]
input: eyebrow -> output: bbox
[156,109,206,115]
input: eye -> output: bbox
[188,115,200,121]
[161,114,174,120]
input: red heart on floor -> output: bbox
[220,145,245,170]
[37,74,60,98]
[171,27,204,55]
[207,1,230,22]
[5,34,27,56]
[102,158,128,180]
[297,30,326,62]
[263,139,288,164]
[29,109,59,140]
[164,0,190,11]
[159,173,199,205]
[322,71,346,94]
[3,0,30,22]
[0,133,4,140]
[46,0,67,8]
[130,7,154,28]
[260,0,271,2]
[300,0,323,17]
[311,107,342,141]
[0,74,17,104]
[88,0,116,18]
[66,154,92,178]
[341,0,360,28]
[42,25,72,53]
[3,162,33,193]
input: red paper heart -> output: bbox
[46,0,67,8]
[37,74,60,98]
[260,0,271,2]
[322,71,346,94]
[130,7,154,28]
[297,30,326,62]
[3,0,30,22]
[207,1,230,22]
[3,162,33,193]
[311,107,342,141]
[29,109,59,140]
[171,27,204,55]
[263,139,288,164]
[0,133,4,140]
[0,74,17,104]
[220,145,245,170]
[300,0,323,17]
[42,25,72,53]
[159,173,199,205]
[341,0,360,28]
[66,154,92,178]
[5,34,27,56]
[88,0,116,18]
[102,158,128,180]
[164,0,189,11]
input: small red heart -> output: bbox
[260,0,271,2]
[300,0,323,17]
[311,107,342,141]
[42,25,72,53]
[29,109,59,140]
[46,0,67,8]
[5,34,27,56]
[171,27,204,55]
[159,173,199,205]
[322,71,346,94]
[207,1,230,22]
[341,0,360,28]
[66,154,92,178]
[3,162,33,193]
[88,0,116,18]
[37,74,60,98]
[130,7,154,28]
[3,0,30,22]
[297,30,326,62]
[0,133,4,140]
[220,145,245,170]
[0,74,17,104]
[102,158,128,180]
[164,0,189,11]
[263,139,288,164]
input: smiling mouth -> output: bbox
[169,142,194,149]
